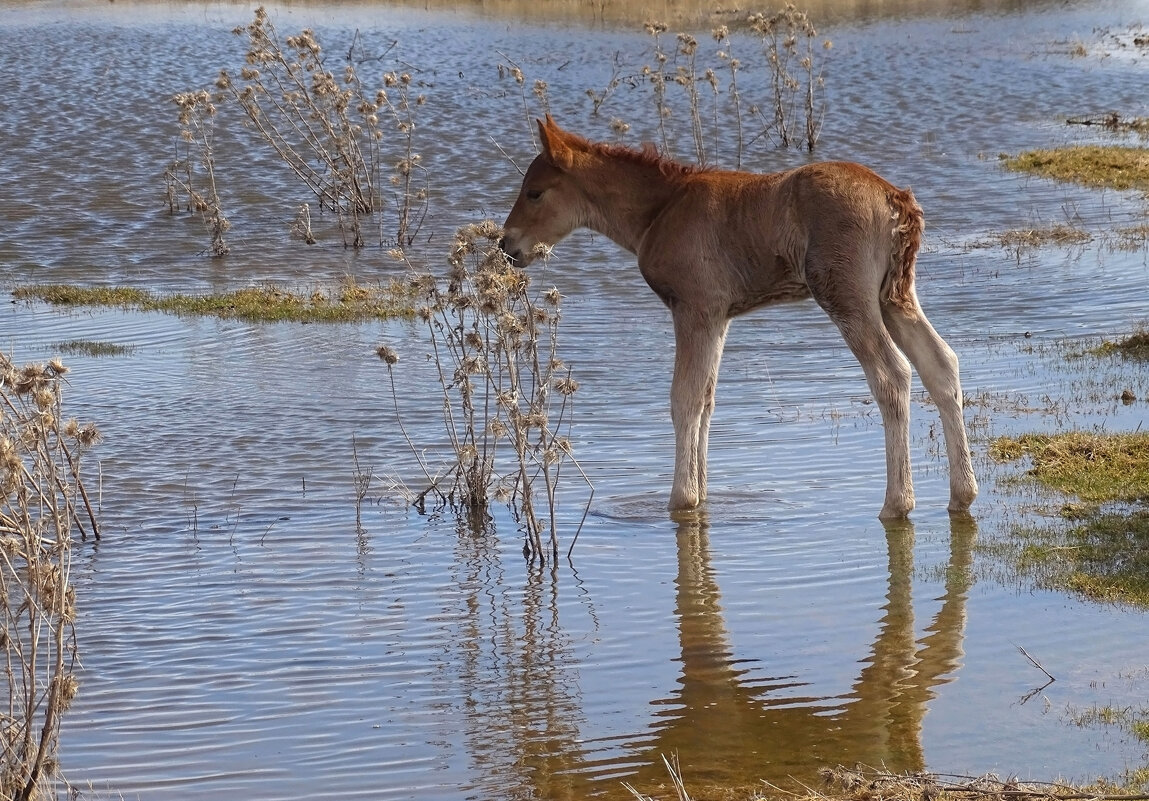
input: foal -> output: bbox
[501,116,977,519]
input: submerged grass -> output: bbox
[12,279,416,324]
[994,224,1092,249]
[989,430,1149,606]
[56,340,136,358]
[1001,145,1149,191]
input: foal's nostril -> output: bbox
[498,237,522,264]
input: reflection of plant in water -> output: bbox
[378,222,590,563]
[439,532,589,799]
[1,354,100,800]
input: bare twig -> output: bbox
[1016,643,1057,683]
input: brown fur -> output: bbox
[501,116,977,519]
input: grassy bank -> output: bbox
[1002,145,1149,192]
[11,278,416,324]
[988,327,1149,608]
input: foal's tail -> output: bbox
[883,187,924,312]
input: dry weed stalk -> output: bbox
[643,21,674,154]
[588,6,831,165]
[1,354,100,800]
[623,753,693,801]
[378,222,590,563]
[497,53,551,153]
[165,90,231,257]
[712,24,746,167]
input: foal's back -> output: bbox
[641,161,918,319]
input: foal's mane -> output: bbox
[590,139,705,178]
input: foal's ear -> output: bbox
[537,115,575,171]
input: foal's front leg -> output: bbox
[669,311,730,510]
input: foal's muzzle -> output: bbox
[498,236,523,266]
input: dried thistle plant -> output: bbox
[585,6,831,165]
[375,68,429,247]
[168,7,428,250]
[1,353,100,801]
[165,90,231,257]
[749,4,830,151]
[378,223,590,563]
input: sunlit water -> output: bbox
[2,0,1149,798]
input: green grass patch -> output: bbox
[57,340,136,357]
[990,431,1149,504]
[1001,145,1149,191]
[990,431,1149,605]
[1090,328,1149,361]
[12,278,417,323]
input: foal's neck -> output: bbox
[578,157,683,254]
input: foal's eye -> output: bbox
[526,188,544,201]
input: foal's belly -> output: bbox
[727,277,812,317]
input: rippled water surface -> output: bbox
[3,0,1149,798]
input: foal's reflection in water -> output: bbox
[617,512,976,795]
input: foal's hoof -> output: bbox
[948,477,979,513]
[668,491,701,512]
[878,499,915,520]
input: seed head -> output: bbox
[77,423,100,447]
[677,33,698,55]
[554,376,579,396]
[376,345,400,365]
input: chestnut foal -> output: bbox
[501,116,976,519]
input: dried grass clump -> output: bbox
[821,765,1149,801]
[1,353,100,800]
[379,222,590,563]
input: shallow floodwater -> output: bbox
[2,1,1149,798]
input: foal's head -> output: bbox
[500,116,589,266]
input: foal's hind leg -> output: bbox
[669,310,729,510]
[881,299,978,513]
[825,305,916,519]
